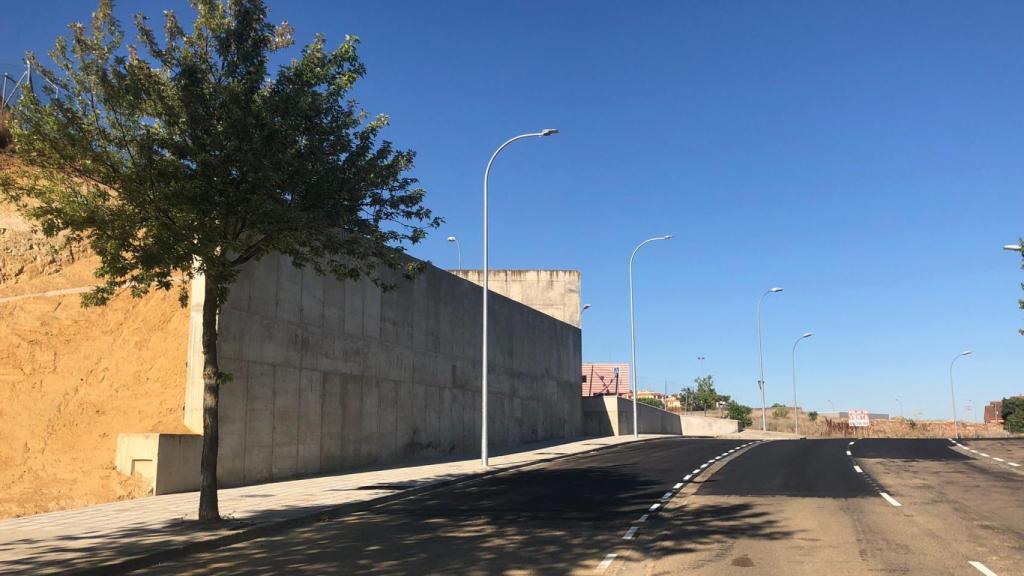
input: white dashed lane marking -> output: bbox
[636,514,648,523]
[949,440,1021,472]
[968,561,999,576]
[673,482,683,489]
[623,527,638,540]
[853,465,863,473]
[597,553,617,573]
[845,450,852,456]
[648,503,660,512]
[879,492,902,507]
[683,474,692,481]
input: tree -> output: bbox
[726,400,753,427]
[772,404,789,419]
[1003,397,1024,433]
[693,375,719,412]
[638,396,665,410]
[807,411,818,422]
[3,0,439,522]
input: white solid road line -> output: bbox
[968,560,999,576]
[879,492,902,507]
[597,553,617,573]
[623,527,638,540]
[853,465,863,473]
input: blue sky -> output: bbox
[3,1,1023,420]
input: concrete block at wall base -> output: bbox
[115,433,202,495]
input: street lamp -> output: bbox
[481,128,558,467]
[791,332,812,434]
[628,235,673,438]
[447,236,462,269]
[949,350,972,439]
[757,287,784,431]
[1003,244,1022,251]
[698,356,706,378]
[895,397,903,419]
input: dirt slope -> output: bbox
[0,165,190,518]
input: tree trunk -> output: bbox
[198,277,221,522]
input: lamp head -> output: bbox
[770,287,784,293]
[447,236,457,242]
[1004,244,1023,251]
[662,234,673,240]
[802,332,813,339]
[539,128,559,137]
[582,303,592,311]
[961,350,972,357]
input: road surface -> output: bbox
[138,437,1024,575]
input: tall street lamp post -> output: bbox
[949,350,972,440]
[481,129,558,467]
[895,397,903,419]
[757,287,784,431]
[447,235,462,269]
[791,332,812,434]
[628,235,672,438]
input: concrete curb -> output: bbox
[70,436,672,576]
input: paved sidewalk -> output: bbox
[0,434,671,575]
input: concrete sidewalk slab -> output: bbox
[0,434,673,575]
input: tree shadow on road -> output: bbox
[129,466,794,575]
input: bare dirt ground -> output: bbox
[0,174,191,518]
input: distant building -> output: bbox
[985,400,1004,424]
[582,362,630,396]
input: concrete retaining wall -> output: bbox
[681,415,740,436]
[582,396,739,437]
[451,270,581,328]
[181,254,582,488]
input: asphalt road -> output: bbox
[630,437,1024,576]
[138,437,748,575]
[136,437,1024,575]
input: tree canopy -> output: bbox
[3,0,439,306]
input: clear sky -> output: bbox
[3,1,1023,420]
